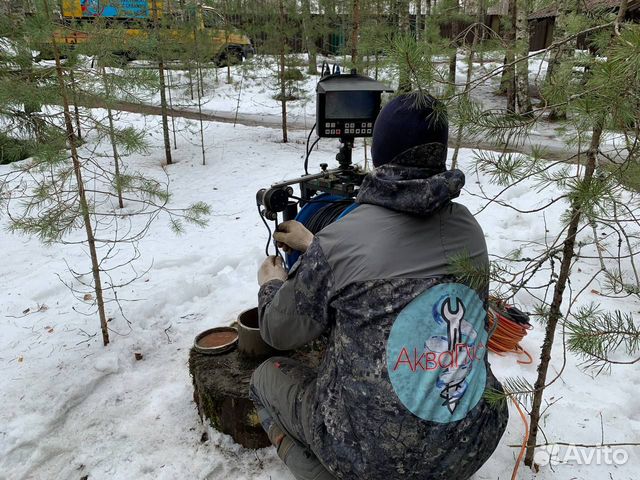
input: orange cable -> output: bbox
[511,398,530,480]
[487,301,533,364]
[486,298,532,479]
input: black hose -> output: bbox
[305,201,353,234]
[304,137,321,175]
[257,204,281,258]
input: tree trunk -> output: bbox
[152,0,173,165]
[101,68,124,209]
[515,0,532,114]
[196,64,206,165]
[166,68,177,149]
[45,0,110,346]
[451,25,479,169]
[416,0,422,40]
[500,0,517,112]
[398,0,412,93]
[302,0,317,74]
[226,29,232,84]
[188,66,195,100]
[546,0,578,120]
[157,62,173,164]
[351,0,361,68]
[278,0,288,143]
[478,0,486,64]
[192,25,207,165]
[69,69,82,141]
[107,106,124,209]
[447,50,457,96]
[524,122,603,467]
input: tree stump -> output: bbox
[189,339,325,449]
[189,348,270,448]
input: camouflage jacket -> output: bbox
[258,143,509,479]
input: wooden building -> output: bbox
[529,0,640,51]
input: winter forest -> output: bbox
[1,0,640,479]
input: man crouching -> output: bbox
[250,93,509,480]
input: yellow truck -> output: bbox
[43,1,254,64]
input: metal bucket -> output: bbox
[237,307,276,358]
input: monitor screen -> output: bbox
[325,91,377,120]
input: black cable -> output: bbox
[288,195,353,205]
[257,204,281,258]
[305,123,316,157]
[321,60,330,77]
[304,136,321,175]
[305,201,353,234]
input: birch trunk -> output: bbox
[515,0,532,114]
[351,0,361,67]
[500,0,517,112]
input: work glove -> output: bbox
[258,255,287,286]
[273,220,314,253]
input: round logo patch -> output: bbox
[386,283,488,423]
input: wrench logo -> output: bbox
[441,297,465,351]
[439,297,466,413]
[387,284,488,422]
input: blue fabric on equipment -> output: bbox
[285,194,359,269]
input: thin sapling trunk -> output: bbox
[524,122,604,466]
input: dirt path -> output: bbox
[87,98,581,162]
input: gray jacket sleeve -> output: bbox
[257,238,335,350]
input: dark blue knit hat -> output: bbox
[371,94,448,168]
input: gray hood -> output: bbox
[356,143,465,216]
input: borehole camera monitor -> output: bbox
[316,71,389,139]
[256,66,393,260]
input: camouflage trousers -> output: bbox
[250,357,336,480]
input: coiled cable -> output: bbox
[487,297,533,364]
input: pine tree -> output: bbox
[447,5,640,471]
[151,0,174,165]
[1,1,210,345]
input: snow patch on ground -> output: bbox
[1,114,639,479]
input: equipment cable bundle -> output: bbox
[487,297,533,364]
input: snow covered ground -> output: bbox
[129,51,628,161]
[1,111,639,480]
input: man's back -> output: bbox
[303,202,508,479]
[253,94,509,480]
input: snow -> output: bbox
[1,60,640,479]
